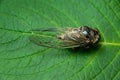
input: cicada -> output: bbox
[29,26,100,48]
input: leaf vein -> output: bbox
[92,49,120,79]
[89,0,120,39]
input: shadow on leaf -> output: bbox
[67,44,102,55]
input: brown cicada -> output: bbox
[29,26,100,48]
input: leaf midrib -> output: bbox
[0,27,120,47]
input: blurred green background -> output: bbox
[0,0,120,80]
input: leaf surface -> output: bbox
[0,0,120,80]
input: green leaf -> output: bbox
[0,0,120,80]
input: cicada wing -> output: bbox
[29,28,81,48]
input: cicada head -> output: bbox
[79,26,100,47]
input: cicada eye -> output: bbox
[94,31,100,42]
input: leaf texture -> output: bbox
[0,0,120,80]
